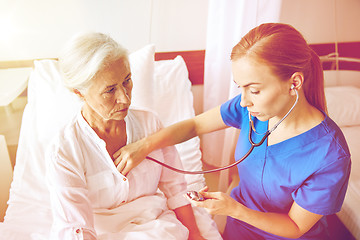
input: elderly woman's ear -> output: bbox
[73,89,84,99]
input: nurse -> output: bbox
[114,23,351,239]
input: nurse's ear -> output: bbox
[289,72,304,95]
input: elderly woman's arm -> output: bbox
[174,205,205,240]
[155,142,206,239]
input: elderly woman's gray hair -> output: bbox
[59,32,129,93]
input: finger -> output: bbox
[113,156,121,166]
[187,198,205,207]
[201,191,221,200]
[121,163,133,176]
[116,160,126,174]
[114,151,127,166]
[199,186,209,194]
[113,149,121,159]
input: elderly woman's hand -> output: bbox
[113,139,149,176]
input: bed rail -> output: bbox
[310,42,360,71]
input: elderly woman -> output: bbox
[46,32,210,240]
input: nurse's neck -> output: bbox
[268,97,324,142]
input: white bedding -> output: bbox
[337,126,360,239]
[93,194,220,240]
[0,45,221,239]
[324,70,360,239]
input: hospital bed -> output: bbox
[0,45,221,239]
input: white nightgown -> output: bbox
[47,108,191,240]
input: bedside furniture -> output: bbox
[0,67,32,108]
[0,135,13,222]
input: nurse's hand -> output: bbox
[187,187,240,216]
[113,139,148,176]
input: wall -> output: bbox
[2,0,360,60]
[2,0,360,115]
[0,0,208,61]
[279,0,360,44]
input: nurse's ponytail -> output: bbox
[231,23,327,114]
[304,48,327,114]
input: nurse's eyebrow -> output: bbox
[233,80,261,88]
[243,82,260,88]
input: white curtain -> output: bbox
[202,0,282,191]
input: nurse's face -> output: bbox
[232,57,292,122]
[82,58,133,121]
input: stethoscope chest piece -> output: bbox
[186,191,205,201]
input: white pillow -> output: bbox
[325,86,360,127]
[28,60,83,144]
[130,46,205,190]
[324,70,360,88]
[129,44,155,108]
[132,56,205,190]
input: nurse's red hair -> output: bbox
[231,23,327,114]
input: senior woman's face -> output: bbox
[82,58,132,121]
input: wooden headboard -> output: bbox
[155,50,205,85]
[155,42,360,85]
[1,42,358,87]
[0,51,206,86]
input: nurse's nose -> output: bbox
[240,92,252,108]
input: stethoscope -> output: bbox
[146,87,299,175]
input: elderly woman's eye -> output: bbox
[105,88,115,93]
[123,78,131,86]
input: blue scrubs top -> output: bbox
[220,94,351,240]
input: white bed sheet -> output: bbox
[324,70,360,239]
[337,125,360,239]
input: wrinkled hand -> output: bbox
[187,187,241,216]
[113,139,148,176]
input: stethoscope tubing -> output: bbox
[145,126,268,174]
[146,89,299,175]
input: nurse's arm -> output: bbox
[114,106,228,175]
[231,200,323,238]
[147,105,228,147]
